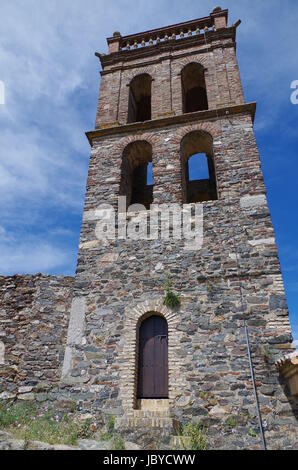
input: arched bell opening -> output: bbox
[120,140,153,210]
[128,73,152,123]
[180,130,218,203]
[181,63,208,113]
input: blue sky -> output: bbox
[0,1,297,343]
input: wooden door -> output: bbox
[137,315,168,399]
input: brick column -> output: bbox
[211,7,227,30]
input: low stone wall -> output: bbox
[0,275,74,401]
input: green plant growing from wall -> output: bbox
[225,415,237,429]
[107,415,115,434]
[100,415,125,449]
[180,421,208,451]
[101,415,116,440]
[163,275,180,308]
[112,435,125,450]
[23,434,29,451]
[199,391,209,401]
[249,428,257,438]
[207,283,213,294]
[257,345,274,364]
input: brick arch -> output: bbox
[125,298,180,327]
[118,298,187,415]
[128,71,153,86]
[123,66,156,85]
[117,134,157,155]
[173,54,210,74]
[175,122,221,142]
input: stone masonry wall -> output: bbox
[1,9,297,450]
[0,275,74,401]
[61,113,298,449]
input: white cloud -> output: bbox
[0,241,70,275]
[0,0,297,276]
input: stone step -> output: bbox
[137,399,169,411]
[133,410,170,418]
[116,416,174,430]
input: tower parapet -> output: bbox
[106,7,229,55]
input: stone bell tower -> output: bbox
[62,7,298,449]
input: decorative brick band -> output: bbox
[108,121,221,158]
[87,103,255,144]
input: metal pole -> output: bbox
[244,321,267,450]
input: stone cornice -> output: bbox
[99,40,235,76]
[276,351,298,369]
[86,102,257,145]
[99,27,236,69]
